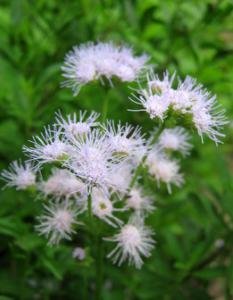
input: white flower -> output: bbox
[1,160,36,190]
[62,42,149,95]
[131,72,226,144]
[36,202,79,245]
[73,247,86,260]
[23,126,71,166]
[191,97,227,144]
[39,168,87,200]
[109,161,134,194]
[92,188,123,227]
[55,110,99,138]
[173,76,227,143]
[102,121,147,161]
[130,88,170,120]
[126,187,155,214]
[146,147,183,193]
[147,70,175,95]
[130,71,174,120]
[66,129,122,191]
[105,216,155,269]
[158,127,192,156]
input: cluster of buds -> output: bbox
[1,42,227,269]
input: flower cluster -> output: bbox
[62,41,149,95]
[130,71,227,144]
[1,41,227,270]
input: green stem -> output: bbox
[87,193,104,299]
[102,86,110,121]
[129,120,166,190]
[95,233,103,300]
[87,193,92,224]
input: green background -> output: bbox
[0,0,233,299]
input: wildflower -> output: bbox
[191,98,227,144]
[130,89,170,120]
[55,110,99,138]
[126,187,154,214]
[146,147,183,193]
[131,72,227,144]
[36,202,79,245]
[23,126,71,166]
[39,168,87,200]
[1,160,36,190]
[173,76,227,143]
[73,247,86,260]
[62,42,149,95]
[106,216,155,269]
[102,121,147,160]
[147,70,175,95]
[66,129,122,191]
[92,188,123,227]
[109,161,134,194]
[158,127,192,156]
[130,71,174,120]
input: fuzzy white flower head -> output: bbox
[40,168,87,200]
[55,110,99,138]
[36,202,79,245]
[1,160,36,190]
[106,215,155,269]
[73,247,86,260]
[102,121,147,160]
[130,89,170,120]
[92,188,123,227]
[62,41,149,95]
[109,161,134,194]
[23,126,71,166]
[191,97,227,144]
[66,129,122,191]
[147,70,175,95]
[146,147,183,193]
[130,71,175,120]
[172,76,227,143]
[126,187,155,214]
[158,127,192,156]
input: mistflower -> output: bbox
[191,98,227,144]
[102,121,147,160]
[130,71,174,120]
[130,89,170,120]
[147,70,175,95]
[1,160,36,190]
[173,76,227,143]
[23,126,71,166]
[66,129,122,191]
[73,247,86,260]
[126,187,154,214]
[36,202,79,245]
[39,168,87,200]
[169,76,197,113]
[109,161,134,194]
[55,110,99,138]
[62,41,149,95]
[131,72,226,144]
[106,216,155,269]
[158,127,192,156]
[92,188,123,227]
[146,147,183,193]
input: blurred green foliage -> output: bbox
[0,0,233,299]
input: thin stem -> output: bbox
[95,232,103,300]
[87,193,92,224]
[87,193,104,299]
[102,86,110,121]
[129,120,166,190]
